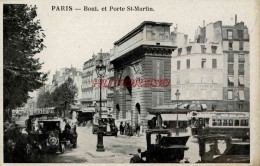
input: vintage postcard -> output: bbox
[1,0,259,165]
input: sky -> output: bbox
[29,0,255,97]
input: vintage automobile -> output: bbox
[130,129,190,163]
[197,135,250,163]
[92,114,118,136]
[26,115,66,154]
[76,107,95,126]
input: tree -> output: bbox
[36,93,44,108]
[52,77,78,118]
[36,91,52,109]
[3,4,47,121]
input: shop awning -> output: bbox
[161,114,188,121]
[201,104,207,110]
[148,104,190,114]
[228,76,234,83]
[82,107,95,113]
[116,118,131,122]
[239,76,244,85]
[179,103,189,109]
[239,90,245,101]
[71,105,80,110]
[146,114,156,120]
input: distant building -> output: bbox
[44,84,52,93]
[81,54,96,112]
[50,67,82,104]
[81,52,114,115]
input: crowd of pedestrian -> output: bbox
[119,121,144,137]
[4,121,29,162]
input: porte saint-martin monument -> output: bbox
[109,21,177,129]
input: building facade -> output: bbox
[221,21,250,112]
[171,41,225,111]
[50,67,83,104]
[81,52,114,115]
[81,55,96,112]
[172,16,250,112]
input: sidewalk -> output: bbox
[76,127,119,159]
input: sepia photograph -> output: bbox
[1,0,259,164]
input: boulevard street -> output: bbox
[36,126,201,163]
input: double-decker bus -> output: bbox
[190,112,249,140]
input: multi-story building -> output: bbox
[171,38,225,111]
[81,52,114,115]
[221,21,250,112]
[81,55,96,112]
[172,15,250,112]
[50,67,83,104]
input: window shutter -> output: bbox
[160,60,164,79]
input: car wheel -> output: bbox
[60,143,65,154]
[130,158,135,163]
[73,142,77,148]
[130,156,138,163]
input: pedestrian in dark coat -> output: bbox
[136,123,140,137]
[119,122,124,135]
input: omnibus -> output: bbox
[92,114,117,136]
[190,112,249,140]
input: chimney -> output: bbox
[235,14,237,25]
[203,20,205,27]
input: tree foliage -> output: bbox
[37,77,78,118]
[36,91,52,108]
[3,4,47,121]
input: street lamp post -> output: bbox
[175,89,180,136]
[96,52,106,152]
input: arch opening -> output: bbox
[123,76,132,96]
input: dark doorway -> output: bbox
[123,76,132,96]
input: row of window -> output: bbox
[227,63,244,75]
[177,45,218,56]
[212,118,248,127]
[177,59,217,70]
[177,89,221,100]
[84,59,110,68]
[227,90,245,100]
[175,74,220,84]
[228,76,245,87]
[228,41,244,50]
[228,103,245,110]
[227,29,244,40]
[228,53,245,63]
